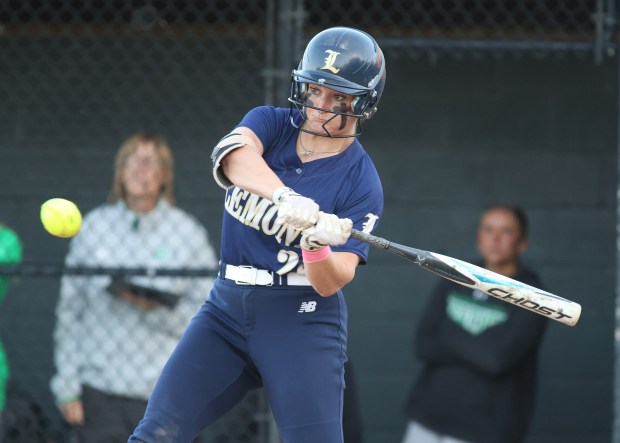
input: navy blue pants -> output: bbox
[128,278,348,443]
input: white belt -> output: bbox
[222,264,311,287]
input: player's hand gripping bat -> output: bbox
[350,229,581,326]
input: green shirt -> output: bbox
[0,225,23,411]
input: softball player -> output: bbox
[129,26,386,443]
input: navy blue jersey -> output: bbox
[219,106,383,275]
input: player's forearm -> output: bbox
[442,315,547,375]
[221,147,284,199]
[304,252,356,297]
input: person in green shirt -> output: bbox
[0,224,23,432]
[0,224,22,429]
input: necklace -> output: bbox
[299,134,349,158]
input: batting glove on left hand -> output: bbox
[300,212,352,251]
[272,186,320,230]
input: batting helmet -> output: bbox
[289,27,386,137]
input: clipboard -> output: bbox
[106,277,180,308]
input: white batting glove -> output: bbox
[300,212,352,251]
[272,186,320,230]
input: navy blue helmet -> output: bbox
[289,27,386,137]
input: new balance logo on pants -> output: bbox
[298,301,317,313]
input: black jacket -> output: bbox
[405,266,548,443]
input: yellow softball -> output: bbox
[40,198,82,238]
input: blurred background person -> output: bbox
[402,205,548,443]
[50,132,218,443]
[0,224,22,439]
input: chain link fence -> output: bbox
[304,0,613,55]
[0,1,614,442]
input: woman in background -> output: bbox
[51,133,217,443]
[402,205,548,443]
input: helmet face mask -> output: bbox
[288,27,386,138]
[290,80,367,138]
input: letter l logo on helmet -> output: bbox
[321,50,341,73]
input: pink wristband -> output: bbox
[302,246,332,263]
